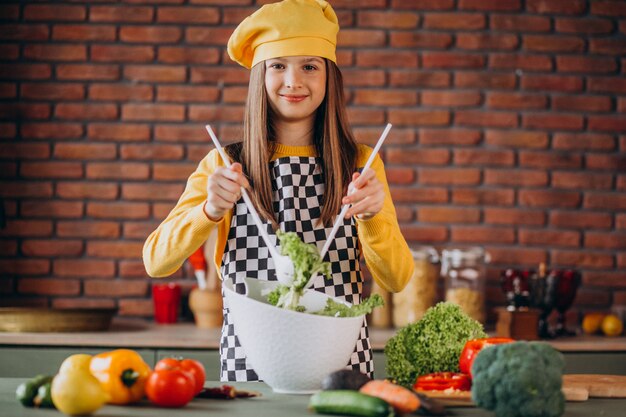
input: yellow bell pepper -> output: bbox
[89,349,151,405]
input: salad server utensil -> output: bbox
[205,125,295,286]
[303,123,392,291]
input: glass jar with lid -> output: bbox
[369,279,393,328]
[441,247,489,323]
[392,246,439,328]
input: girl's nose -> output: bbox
[284,67,301,89]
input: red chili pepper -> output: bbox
[459,337,515,377]
[198,385,237,400]
[413,372,471,392]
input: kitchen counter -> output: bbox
[1,317,625,351]
[2,318,626,380]
[2,378,626,417]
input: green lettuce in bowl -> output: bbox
[266,231,383,317]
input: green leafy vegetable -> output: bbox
[315,294,384,317]
[268,231,331,311]
[384,302,487,388]
[267,231,382,318]
[277,230,331,291]
[267,285,288,306]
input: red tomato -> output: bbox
[413,372,471,392]
[155,358,206,395]
[459,337,514,377]
[145,368,196,408]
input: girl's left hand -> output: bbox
[343,170,384,220]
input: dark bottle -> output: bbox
[529,263,546,309]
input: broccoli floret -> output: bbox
[471,341,565,417]
[384,302,487,388]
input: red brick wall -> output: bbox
[1,0,625,323]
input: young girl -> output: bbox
[143,0,414,381]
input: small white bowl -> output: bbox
[223,277,364,394]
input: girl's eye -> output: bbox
[269,63,284,70]
[303,64,317,71]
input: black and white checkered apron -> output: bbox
[219,156,373,381]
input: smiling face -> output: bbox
[264,56,327,125]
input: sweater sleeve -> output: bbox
[143,150,224,278]
[355,145,414,293]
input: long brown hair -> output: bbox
[226,59,358,228]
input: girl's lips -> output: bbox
[280,94,307,103]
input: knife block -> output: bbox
[495,307,540,340]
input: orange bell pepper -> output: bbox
[89,349,151,405]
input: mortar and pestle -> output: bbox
[188,229,223,328]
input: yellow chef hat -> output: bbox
[227,0,339,69]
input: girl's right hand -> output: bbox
[204,162,249,221]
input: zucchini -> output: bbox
[309,390,395,417]
[16,375,53,407]
[34,381,55,408]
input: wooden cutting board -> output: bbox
[416,388,587,407]
[562,374,626,398]
[415,374,626,407]
[413,390,473,407]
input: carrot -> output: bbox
[359,379,420,414]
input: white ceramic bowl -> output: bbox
[222,277,364,394]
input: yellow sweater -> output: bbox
[143,143,414,293]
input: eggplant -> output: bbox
[413,392,447,416]
[321,369,371,391]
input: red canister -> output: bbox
[152,283,181,324]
